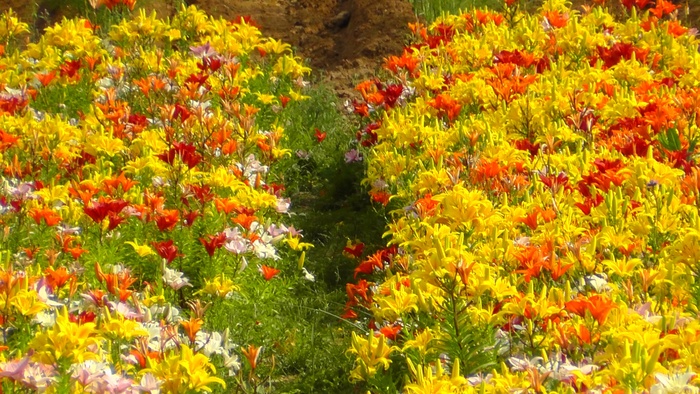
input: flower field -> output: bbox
[0,4,334,392]
[2,0,700,392]
[344,0,700,391]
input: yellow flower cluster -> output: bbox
[347,0,700,392]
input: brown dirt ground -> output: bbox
[189,0,416,97]
[1,0,416,99]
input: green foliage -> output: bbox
[409,0,503,21]
[408,0,549,22]
[436,296,499,375]
[189,79,385,393]
[31,72,95,119]
[658,128,682,152]
[277,83,388,286]
[206,278,355,393]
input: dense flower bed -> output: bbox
[0,5,312,393]
[347,0,700,392]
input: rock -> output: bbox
[326,10,351,30]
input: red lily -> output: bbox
[154,209,179,231]
[314,128,327,143]
[84,198,128,223]
[199,233,227,257]
[152,240,181,264]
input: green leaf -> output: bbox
[435,297,499,376]
[658,128,682,151]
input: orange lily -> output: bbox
[259,265,280,281]
[241,344,263,370]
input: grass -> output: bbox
[205,274,356,393]
[199,80,387,392]
[269,83,387,392]
[409,0,504,20]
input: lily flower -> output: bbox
[651,371,698,394]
